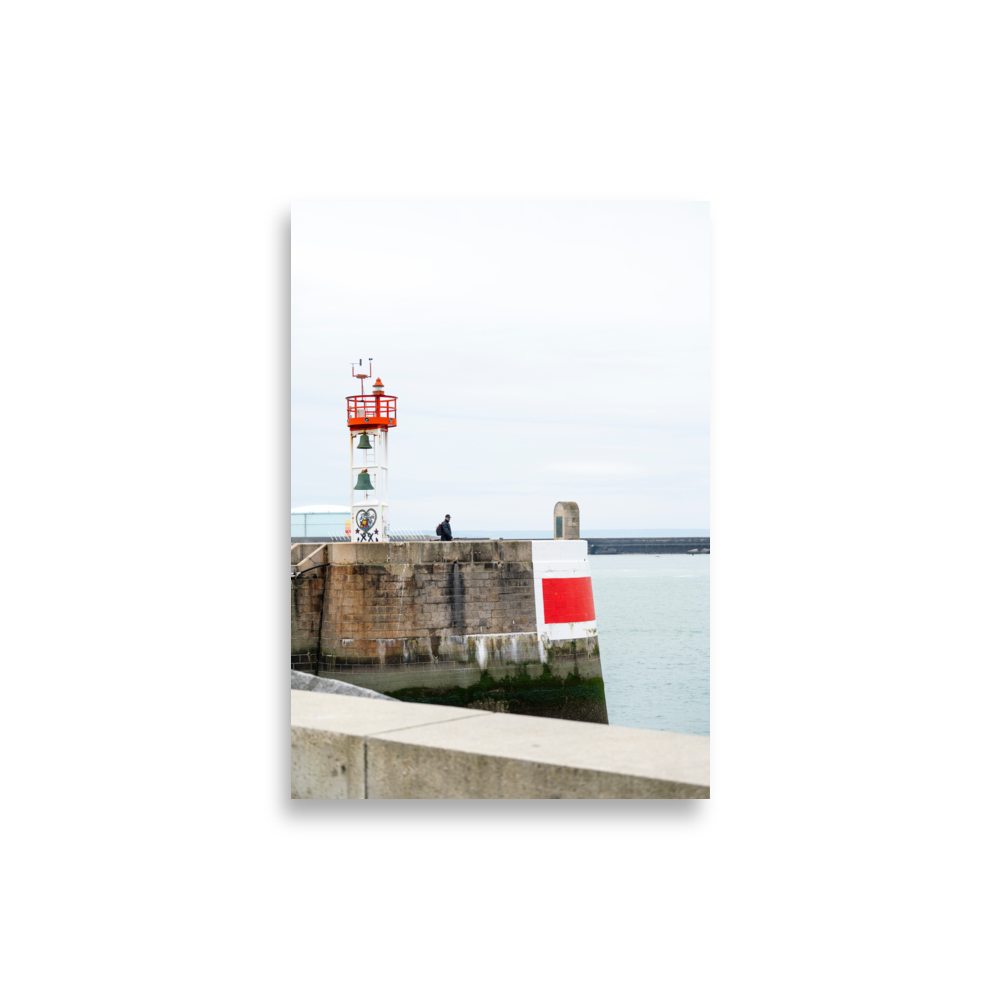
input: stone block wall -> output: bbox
[290,571,326,671]
[292,540,536,667]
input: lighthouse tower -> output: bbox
[346,361,397,542]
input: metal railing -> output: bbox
[346,395,397,421]
[291,515,351,539]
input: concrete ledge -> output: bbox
[291,539,536,567]
[290,669,397,700]
[291,690,709,799]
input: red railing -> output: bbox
[346,395,397,425]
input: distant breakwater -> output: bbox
[585,538,710,555]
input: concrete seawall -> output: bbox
[291,539,608,723]
[292,689,710,799]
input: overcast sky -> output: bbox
[292,200,709,531]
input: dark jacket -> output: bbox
[439,520,453,541]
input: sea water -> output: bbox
[589,553,709,736]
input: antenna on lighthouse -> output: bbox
[351,358,373,392]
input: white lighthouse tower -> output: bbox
[346,360,397,542]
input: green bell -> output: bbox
[354,470,375,491]
[356,433,372,450]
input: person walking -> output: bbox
[436,515,453,541]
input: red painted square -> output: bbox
[541,576,596,624]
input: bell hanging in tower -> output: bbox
[354,469,375,491]
[356,433,372,450]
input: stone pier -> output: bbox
[291,539,608,723]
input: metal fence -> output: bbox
[290,514,350,539]
[290,515,436,541]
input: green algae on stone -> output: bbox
[389,666,609,725]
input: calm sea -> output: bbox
[589,553,710,736]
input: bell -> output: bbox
[356,433,372,450]
[354,470,375,491]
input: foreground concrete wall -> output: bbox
[291,540,607,723]
[291,690,709,799]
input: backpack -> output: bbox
[435,523,443,537]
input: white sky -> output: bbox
[292,200,709,530]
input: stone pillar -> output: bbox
[553,501,580,540]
